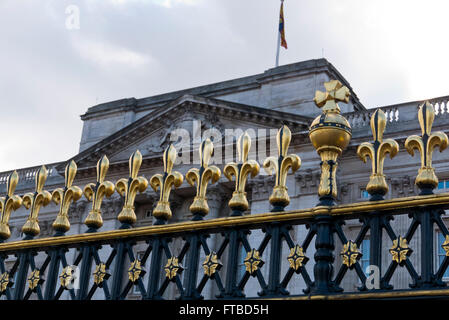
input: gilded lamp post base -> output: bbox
[117,205,137,227]
[153,201,172,225]
[228,191,248,216]
[269,186,290,212]
[84,210,103,232]
[416,167,438,195]
[189,196,209,221]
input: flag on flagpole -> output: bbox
[279,1,287,49]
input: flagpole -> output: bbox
[275,0,284,68]
[275,26,281,67]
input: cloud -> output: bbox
[71,38,153,68]
[1,0,449,172]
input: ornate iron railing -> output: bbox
[0,80,448,300]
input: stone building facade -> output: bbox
[1,58,449,299]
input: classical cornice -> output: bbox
[63,94,313,173]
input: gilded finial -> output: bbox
[223,132,260,215]
[405,101,448,194]
[116,150,148,226]
[313,79,350,114]
[357,109,399,200]
[263,125,301,211]
[150,144,184,224]
[21,166,52,238]
[309,80,352,206]
[52,160,83,234]
[0,171,22,240]
[186,139,221,220]
[83,155,115,230]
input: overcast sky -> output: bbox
[0,0,448,172]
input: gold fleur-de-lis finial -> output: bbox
[224,132,260,215]
[83,155,115,230]
[186,139,221,220]
[150,144,184,224]
[0,171,22,240]
[313,79,350,114]
[263,125,301,211]
[52,160,83,234]
[116,150,148,226]
[405,101,448,194]
[21,166,52,238]
[357,109,399,200]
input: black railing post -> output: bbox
[77,245,94,300]
[110,241,127,300]
[368,214,383,288]
[183,234,201,300]
[310,213,335,294]
[43,248,62,300]
[145,237,163,299]
[13,252,30,300]
[223,229,242,298]
[267,223,285,296]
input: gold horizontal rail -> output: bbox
[0,192,448,252]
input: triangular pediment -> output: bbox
[65,95,312,170]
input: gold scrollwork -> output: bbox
[405,101,448,193]
[340,241,362,268]
[28,269,42,291]
[116,150,148,225]
[287,245,308,271]
[150,144,184,223]
[22,166,52,237]
[128,259,145,283]
[390,236,412,264]
[263,125,301,210]
[83,155,115,230]
[224,132,260,214]
[93,263,110,286]
[0,272,10,293]
[357,109,399,200]
[186,139,221,219]
[59,266,75,288]
[202,252,222,277]
[164,256,183,280]
[52,161,83,233]
[244,248,264,275]
[0,171,22,240]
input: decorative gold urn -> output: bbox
[309,80,352,205]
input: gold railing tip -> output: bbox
[186,139,221,218]
[224,132,259,214]
[0,171,22,240]
[405,101,448,192]
[22,166,52,237]
[82,155,115,230]
[357,108,398,199]
[151,144,184,223]
[263,125,301,210]
[116,150,148,225]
